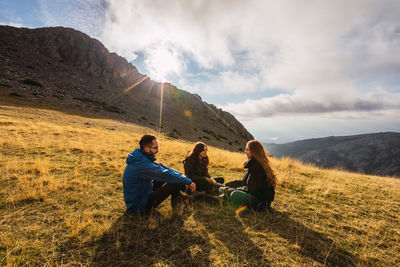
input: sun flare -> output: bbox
[144,42,184,82]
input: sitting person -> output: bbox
[183,142,224,194]
[220,140,277,211]
[123,134,196,214]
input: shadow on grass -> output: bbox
[90,204,361,266]
[241,209,364,266]
[90,210,212,266]
[193,203,271,266]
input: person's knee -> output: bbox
[230,190,249,206]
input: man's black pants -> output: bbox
[144,181,185,211]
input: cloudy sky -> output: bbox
[1,0,400,143]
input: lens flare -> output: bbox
[109,74,149,104]
[158,83,164,132]
[235,205,248,215]
[183,109,192,118]
[122,76,149,94]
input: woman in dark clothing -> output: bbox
[221,140,277,211]
[183,142,224,193]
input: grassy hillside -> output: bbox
[1,102,399,266]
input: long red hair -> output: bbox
[247,140,277,188]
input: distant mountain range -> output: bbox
[264,132,400,177]
[0,25,253,151]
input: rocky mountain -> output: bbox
[264,132,400,177]
[0,25,253,151]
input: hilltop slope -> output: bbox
[0,25,253,151]
[265,132,400,177]
[1,103,399,266]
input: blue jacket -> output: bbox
[123,148,192,212]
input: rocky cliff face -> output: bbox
[264,132,400,177]
[0,25,253,151]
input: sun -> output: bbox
[144,42,183,82]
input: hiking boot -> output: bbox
[208,182,224,196]
[218,186,235,200]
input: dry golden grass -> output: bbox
[1,102,399,266]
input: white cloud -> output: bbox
[101,1,400,98]
[101,0,240,69]
[221,91,400,118]
[178,71,262,96]
[0,21,27,28]
[39,1,400,98]
[38,0,105,38]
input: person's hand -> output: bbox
[189,182,196,192]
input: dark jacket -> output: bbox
[241,158,275,202]
[183,156,213,192]
[123,149,192,212]
[183,156,210,179]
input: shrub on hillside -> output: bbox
[22,79,43,87]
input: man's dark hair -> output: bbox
[139,134,157,150]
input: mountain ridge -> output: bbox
[264,132,400,177]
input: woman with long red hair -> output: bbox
[221,140,277,211]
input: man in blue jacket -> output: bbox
[123,134,196,213]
